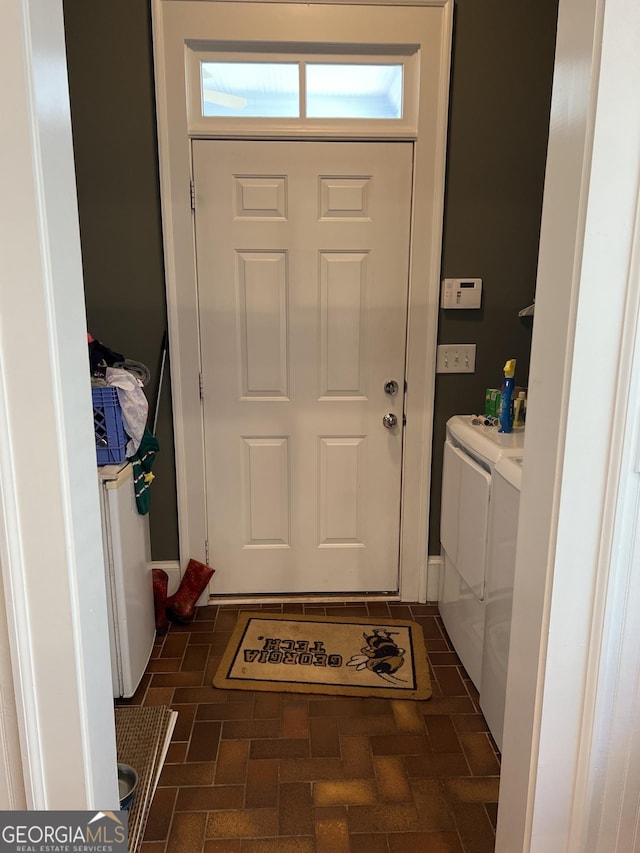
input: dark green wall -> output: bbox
[431,0,558,552]
[63,0,178,559]
[63,0,557,563]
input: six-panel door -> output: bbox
[192,140,413,594]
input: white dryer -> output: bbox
[480,455,523,751]
[439,416,525,690]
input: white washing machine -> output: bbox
[480,455,523,751]
[439,416,525,691]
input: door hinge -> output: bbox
[198,372,204,399]
[205,539,210,565]
[190,180,196,211]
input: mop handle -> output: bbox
[152,331,168,436]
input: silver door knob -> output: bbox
[382,413,398,430]
[384,380,399,396]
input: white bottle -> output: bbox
[513,391,526,428]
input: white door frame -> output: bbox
[497,0,640,849]
[152,0,453,600]
[0,0,118,809]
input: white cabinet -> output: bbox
[98,463,155,698]
[439,439,491,689]
[480,457,523,751]
[441,440,491,600]
[438,416,526,694]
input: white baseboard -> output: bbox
[159,557,443,607]
[150,560,181,596]
[418,559,428,604]
[427,555,442,603]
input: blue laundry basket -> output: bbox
[92,386,127,465]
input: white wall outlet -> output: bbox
[436,344,477,373]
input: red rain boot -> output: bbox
[151,568,169,633]
[166,559,214,624]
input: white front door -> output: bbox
[193,139,413,594]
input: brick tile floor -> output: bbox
[119,602,500,853]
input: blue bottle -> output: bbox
[498,359,516,433]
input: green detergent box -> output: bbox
[485,388,502,418]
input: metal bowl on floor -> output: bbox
[117,763,138,810]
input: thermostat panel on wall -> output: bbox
[441,278,482,309]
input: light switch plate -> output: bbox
[436,344,477,373]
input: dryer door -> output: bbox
[441,440,491,600]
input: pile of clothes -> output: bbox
[89,333,159,514]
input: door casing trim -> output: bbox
[152,0,453,600]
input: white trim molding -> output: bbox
[152,0,453,602]
[497,0,640,849]
[576,172,640,853]
[185,0,450,5]
[425,556,442,603]
[0,564,25,809]
[0,0,118,809]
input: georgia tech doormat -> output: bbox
[213,612,431,700]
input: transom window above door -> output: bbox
[199,61,403,119]
[186,44,419,136]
